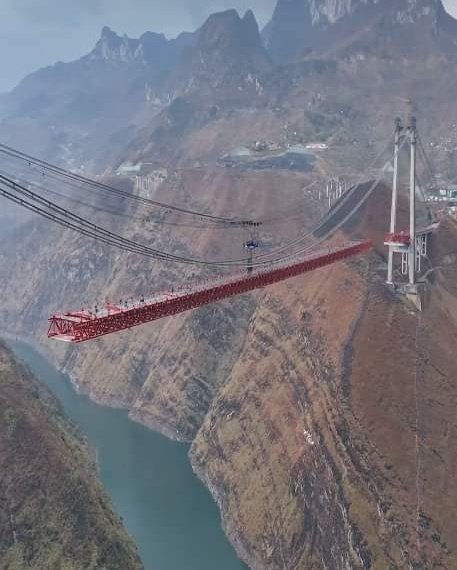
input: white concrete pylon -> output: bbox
[387,119,402,284]
[409,118,417,286]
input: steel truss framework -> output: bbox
[48,241,372,343]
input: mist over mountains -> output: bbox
[1,0,456,175]
[2,3,457,570]
[263,0,457,61]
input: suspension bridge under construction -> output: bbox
[0,116,441,343]
[47,242,371,343]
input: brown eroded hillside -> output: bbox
[190,192,457,569]
[0,165,321,440]
[1,150,456,569]
[1,2,457,568]
[2,159,456,569]
[0,341,143,570]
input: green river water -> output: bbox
[7,339,248,570]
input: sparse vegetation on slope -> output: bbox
[191,192,457,569]
[1,2,457,569]
[0,341,143,570]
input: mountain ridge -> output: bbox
[87,25,196,68]
[262,0,457,62]
[0,9,271,170]
[2,5,457,568]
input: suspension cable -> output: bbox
[0,174,318,267]
[0,169,244,230]
[236,133,396,263]
[417,135,439,192]
[0,132,395,267]
[0,143,249,225]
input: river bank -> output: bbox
[5,337,248,570]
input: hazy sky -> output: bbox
[0,0,456,92]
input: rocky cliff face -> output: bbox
[89,26,195,69]
[0,9,268,171]
[192,9,272,78]
[307,0,445,26]
[262,0,457,62]
[0,341,143,569]
[190,192,457,569]
[2,2,457,569]
[0,26,197,171]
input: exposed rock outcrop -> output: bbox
[2,2,457,568]
[190,195,457,569]
[262,0,457,62]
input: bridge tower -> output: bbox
[385,116,418,290]
[408,116,417,287]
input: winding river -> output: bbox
[7,339,247,570]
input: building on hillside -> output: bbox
[116,161,168,196]
[116,162,142,176]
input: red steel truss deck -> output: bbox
[48,241,372,343]
[384,231,410,246]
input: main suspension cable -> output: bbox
[0,131,395,267]
[0,168,245,230]
[0,174,319,267]
[0,143,250,225]
[417,135,439,193]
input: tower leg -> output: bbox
[409,119,417,286]
[387,119,402,284]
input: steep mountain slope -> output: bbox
[177,10,272,84]
[263,0,457,62]
[0,9,271,172]
[2,2,457,172]
[191,191,457,569]
[1,2,457,569]
[112,1,457,176]
[0,341,143,570]
[0,166,319,440]
[125,9,274,164]
[0,26,196,170]
[2,174,457,569]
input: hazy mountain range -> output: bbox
[2,2,457,570]
[0,0,456,174]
